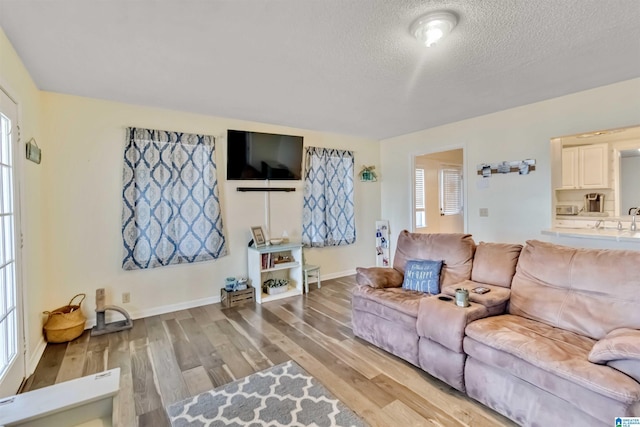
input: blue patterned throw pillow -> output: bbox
[402,259,443,294]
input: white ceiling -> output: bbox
[1,0,639,139]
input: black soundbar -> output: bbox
[236,187,296,192]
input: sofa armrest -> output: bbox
[416,297,488,353]
[589,328,640,364]
[355,267,403,289]
[589,328,640,383]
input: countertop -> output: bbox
[542,227,640,242]
[555,215,637,221]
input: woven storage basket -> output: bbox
[43,293,86,343]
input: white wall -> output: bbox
[0,28,49,373]
[381,78,640,250]
[39,92,380,323]
[1,26,380,377]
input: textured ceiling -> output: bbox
[1,0,639,139]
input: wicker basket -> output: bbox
[43,293,87,343]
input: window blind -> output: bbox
[440,166,463,216]
[415,168,426,228]
[415,168,425,209]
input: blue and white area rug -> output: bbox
[166,360,367,427]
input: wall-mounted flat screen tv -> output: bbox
[227,130,303,180]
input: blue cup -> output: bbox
[225,277,237,291]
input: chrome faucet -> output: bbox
[617,221,623,230]
[632,215,637,232]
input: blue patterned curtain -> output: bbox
[302,147,356,247]
[122,128,227,270]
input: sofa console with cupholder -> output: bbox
[352,231,640,426]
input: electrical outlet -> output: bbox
[122,292,130,304]
[479,208,489,217]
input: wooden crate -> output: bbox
[220,287,255,308]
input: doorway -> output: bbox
[0,88,25,397]
[413,148,464,234]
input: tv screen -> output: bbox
[227,130,303,180]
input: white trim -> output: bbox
[319,269,355,280]
[0,86,27,396]
[83,295,221,329]
[0,85,19,106]
[27,337,47,377]
[80,271,356,329]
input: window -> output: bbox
[440,166,463,216]
[302,147,356,247]
[0,103,17,381]
[415,168,426,228]
[122,128,227,270]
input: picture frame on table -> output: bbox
[250,226,267,248]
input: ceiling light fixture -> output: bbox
[411,11,458,48]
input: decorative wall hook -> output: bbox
[359,165,378,182]
[25,138,41,164]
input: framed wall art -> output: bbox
[250,226,267,248]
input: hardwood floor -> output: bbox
[23,276,515,426]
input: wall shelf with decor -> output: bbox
[358,165,378,182]
[247,242,303,304]
[476,159,536,177]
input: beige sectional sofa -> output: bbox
[352,231,640,426]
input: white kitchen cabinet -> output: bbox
[561,146,579,189]
[560,143,609,189]
[247,242,303,304]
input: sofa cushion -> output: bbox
[465,314,640,404]
[442,280,511,309]
[471,242,522,288]
[510,240,640,340]
[393,231,475,287]
[589,328,640,363]
[351,286,428,330]
[402,259,442,294]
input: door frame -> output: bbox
[0,84,27,397]
[409,144,467,233]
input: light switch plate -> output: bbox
[479,208,489,217]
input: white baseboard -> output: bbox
[27,337,47,377]
[29,273,358,379]
[321,269,356,280]
[84,295,221,329]
[81,271,355,330]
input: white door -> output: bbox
[0,89,25,397]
